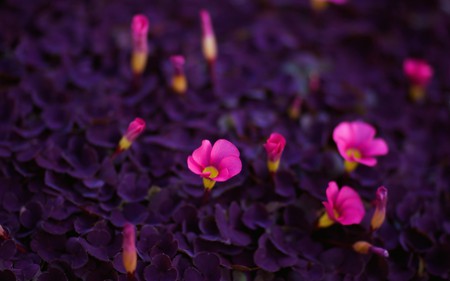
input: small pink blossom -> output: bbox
[118,118,146,151]
[333,121,388,171]
[124,118,145,142]
[171,55,185,75]
[264,133,286,173]
[200,9,217,63]
[322,181,365,226]
[187,139,242,189]
[131,14,149,53]
[122,223,137,274]
[403,59,433,87]
[371,186,388,231]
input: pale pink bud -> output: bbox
[353,241,389,258]
[170,55,187,95]
[122,223,137,274]
[200,10,217,63]
[371,186,388,231]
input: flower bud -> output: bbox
[371,186,387,231]
[200,10,217,64]
[131,14,149,75]
[264,133,286,173]
[170,55,187,95]
[118,118,146,151]
[122,223,137,274]
[353,241,389,258]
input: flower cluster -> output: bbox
[0,0,449,280]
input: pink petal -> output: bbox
[187,156,203,175]
[337,208,365,225]
[335,186,362,209]
[326,181,339,207]
[322,201,336,220]
[214,168,230,182]
[333,122,353,147]
[210,139,240,165]
[350,121,376,147]
[192,140,212,167]
[356,157,377,166]
[360,138,388,157]
[217,156,242,179]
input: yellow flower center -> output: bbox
[346,148,362,160]
[202,166,218,190]
[344,148,361,173]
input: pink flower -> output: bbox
[319,181,365,227]
[371,186,388,231]
[187,139,242,189]
[403,59,433,88]
[264,133,286,173]
[333,121,388,172]
[122,223,137,274]
[118,118,146,151]
[200,10,217,63]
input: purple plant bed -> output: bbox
[0,0,449,280]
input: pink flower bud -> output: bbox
[264,133,286,173]
[170,55,187,95]
[187,139,242,190]
[318,181,365,227]
[122,223,137,274]
[371,186,388,231]
[118,118,146,151]
[353,241,389,258]
[403,59,433,88]
[131,14,149,74]
[131,14,149,53]
[200,10,217,63]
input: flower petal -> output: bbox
[192,140,212,167]
[215,156,242,181]
[210,139,239,165]
[350,121,376,147]
[360,138,388,157]
[187,156,203,175]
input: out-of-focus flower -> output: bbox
[264,133,286,174]
[170,55,187,95]
[187,139,241,190]
[371,186,388,231]
[311,0,347,11]
[200,10,217,65]
[318,181,365,227]
[117,118,146,152]
[353,241,389,258]
[122,223,137,275]
[403,59,433,101]
[131,14,149,75]
[333,121,388,173]
[288,97,302,120]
